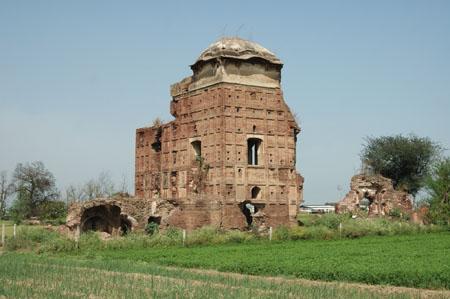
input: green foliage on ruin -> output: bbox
[145,222,159,236]
[361,134,441,195]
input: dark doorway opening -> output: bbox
[120,216,132,235]
[148,216,162,225]
[80,205,121,234]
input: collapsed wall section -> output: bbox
[336,174,413,217]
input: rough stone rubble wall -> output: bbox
[336,174,413,216]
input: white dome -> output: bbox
[195,37,282,65]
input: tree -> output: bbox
[36,200,67,221]
[64,171,117,202]
[361,135,440,196]
[11,161,59,219]
[65,184,84,204]
[424,158,450,225]
[0,171,14,219]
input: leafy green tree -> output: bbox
[424,158,450,225]
[36,200,67,220]
[10,161,59,219]
[361,135,440,195]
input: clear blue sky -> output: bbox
[1,1,449,204]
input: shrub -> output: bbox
[79,231,104,250]
[36,200,67,220]
[315,213,349,229]
[42,217,66,226]
[388,208,402,219]
[298,213,350,229]
[186,226,220,245]
[145,222,159,236]
[288,226,307,240]
[223,230,255,243]
[5,226,73,252]
[164,226,183,241]
[273,225,290,241]
[303,225,336,240]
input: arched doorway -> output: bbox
[80,204,122,234]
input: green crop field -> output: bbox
[1,231,449,298]
[77,232,450,290]
[0,253,449,299]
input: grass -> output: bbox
[1,218,449,296]
[0,253,449,299]
[75,232,450,290]
[0,220,19,238]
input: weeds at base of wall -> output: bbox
[2,217,447,253]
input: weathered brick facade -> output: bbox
[135,38,304,230]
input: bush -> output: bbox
[4,218,447,254]
[287,226,307,240]
[42,217,66,226]
[145,222,159,236]
[186,226,220,245]
[5,226,74,252]
[388,208,402,218]
[273,225,290,241]
[315,213,349,229]
[303,225,336,240]
[298,213,349,229]
[164,226,183,241]
[36,200,67,220]
[223,230,255,244]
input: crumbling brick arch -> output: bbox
[80,204,134,235]
[336,175,413,217]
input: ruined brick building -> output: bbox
[135,37,303,230]
[67,37,304,234]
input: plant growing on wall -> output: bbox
[192,157,210,194]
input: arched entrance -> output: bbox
[80,204,132,235]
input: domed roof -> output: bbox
[195,37,282,65]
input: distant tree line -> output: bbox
[0,161,129,223]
